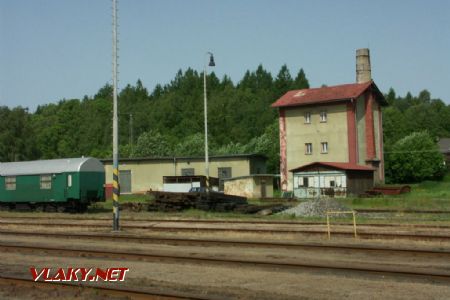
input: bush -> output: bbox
[385,131,446,183]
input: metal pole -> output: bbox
[203,55,209,191]
[112,0,120,231]
[129,113,133,149]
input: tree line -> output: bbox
[0,65,448,183]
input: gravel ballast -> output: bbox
[279,199,350,217]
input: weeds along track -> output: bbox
[1,219,450,242]
[1,242,449,285]
[2,215,450,229]
[0,275,211,300]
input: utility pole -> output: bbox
[129,113,133,149]
[112,0,120,231]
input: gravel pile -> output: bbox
[279,199,350,217]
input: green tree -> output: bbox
[293,68,310,89]
[174,133,204,156]
[385,131,446,183]
[131,130,172,157]
[274,64,293,98]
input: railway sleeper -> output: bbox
[0,201,88,213]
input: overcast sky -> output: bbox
[1,0,449,111]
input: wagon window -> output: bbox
[40,175,52,189]
[5,176,16,190]
[67,175,72,187]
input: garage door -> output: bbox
[119,170,132,194]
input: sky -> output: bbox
[1,0,449,111]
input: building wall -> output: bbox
[355,95,366,165]
[347,171,374,196]
[284,103,349,190]
[224,176,273,198]
[103,157,255,193]
[174,158,250,179]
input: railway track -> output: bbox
[1,243,449,284]
[0,275,211,300]
[1,220,450,242]
[1,229,449,256]
[1,215,450,229]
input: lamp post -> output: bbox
[203,52,215,191]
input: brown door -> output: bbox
[260,179,266,198]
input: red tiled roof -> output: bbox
[290,162,375,172]
[272,81,386,108]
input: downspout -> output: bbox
[173,157,177,176]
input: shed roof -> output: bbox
[271,80,387,108]
[290,162,375,173]
[0,157,104,176]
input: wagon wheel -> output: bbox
[57,205,66,213]
[35,205,44,212]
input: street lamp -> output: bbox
[204,52,215,191]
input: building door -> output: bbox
[260,179,267,198]
[218,167,232,191]
[119,170,132,194]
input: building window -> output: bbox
[304,112,311,124]
[181,168,195,176]
[5,176,16,190]
[320,111,327,122]
[218,167,232,191]
[40,175,52,190]
[321,142,328,154]
[305,143,312,155]
[299,177,309,187]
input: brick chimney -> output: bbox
[356,48,371,83]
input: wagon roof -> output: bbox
[0,157,104,176]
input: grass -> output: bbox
[337,173,450,211]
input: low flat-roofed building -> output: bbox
[102,154,267,194]
[224,175,274,199]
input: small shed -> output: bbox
[290,162,374,198]
[438,138,450,169]
[224,175,274,199]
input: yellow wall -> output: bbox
[284,103,349,190]
[103,157,254,193]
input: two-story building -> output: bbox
[272,49,388,198]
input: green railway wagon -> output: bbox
[0,157,105,212]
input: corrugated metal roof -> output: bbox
[272,80,387,108]
[0,157,104,176]
[290,162,375,172]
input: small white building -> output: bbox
[291,162,374,198]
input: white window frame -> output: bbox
[305,143,313,155]
[40,174,52,190]
[320,111,327,122]
[67,174,72,187]
[304,112,311,124]
[321,142,328,154]
[5,176,16,190]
